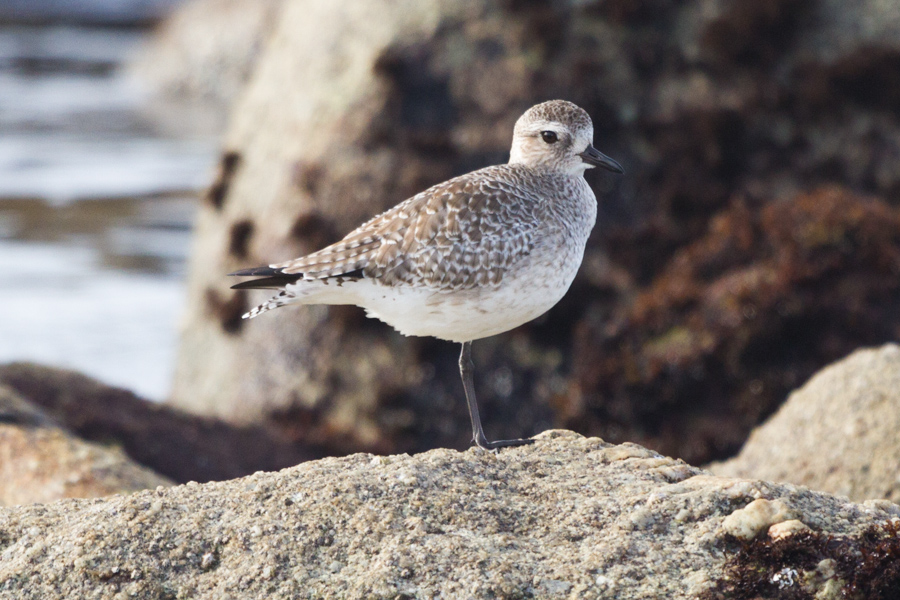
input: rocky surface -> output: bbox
[710,344,900,503]
[170,0,900,462]
[0,385,171,506]
[0,363,325,484]
[0,431,898,599]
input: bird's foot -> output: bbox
[474,435,535,450]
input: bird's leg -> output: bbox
[458,341,534,450]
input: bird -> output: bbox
[230,99,623,450]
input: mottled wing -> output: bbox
[273,165,543,290]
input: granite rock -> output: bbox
[0,385,172,506]
[710,344,900,503]
[0,362,324,484]
[0,431,898,599]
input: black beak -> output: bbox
[579,144,624,173]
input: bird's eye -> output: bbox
[540,131,558,144]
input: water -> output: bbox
[0,0,183,25]
[0,22,218,399]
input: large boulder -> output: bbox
[710,344,900,503]
[0,431,897,598]
[171,0,900,462]
[0,385,171,506]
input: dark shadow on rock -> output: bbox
[571,187,900,464]
[0,363,332,484]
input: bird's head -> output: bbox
[509,100,624,176]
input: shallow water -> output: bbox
[0,23,217,399]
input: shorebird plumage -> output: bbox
[231,100,623,449]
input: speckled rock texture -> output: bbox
[0,431,898,599]
[171,0,900,463]
[710,344,900,503]
[0,385,172,506]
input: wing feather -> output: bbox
[263,165,544,290]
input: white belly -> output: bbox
[346,247,583,343]
[360,284,557,343]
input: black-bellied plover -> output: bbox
[231,100,623,449]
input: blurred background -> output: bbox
[0,0,217,398]
[2,0,900,501]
